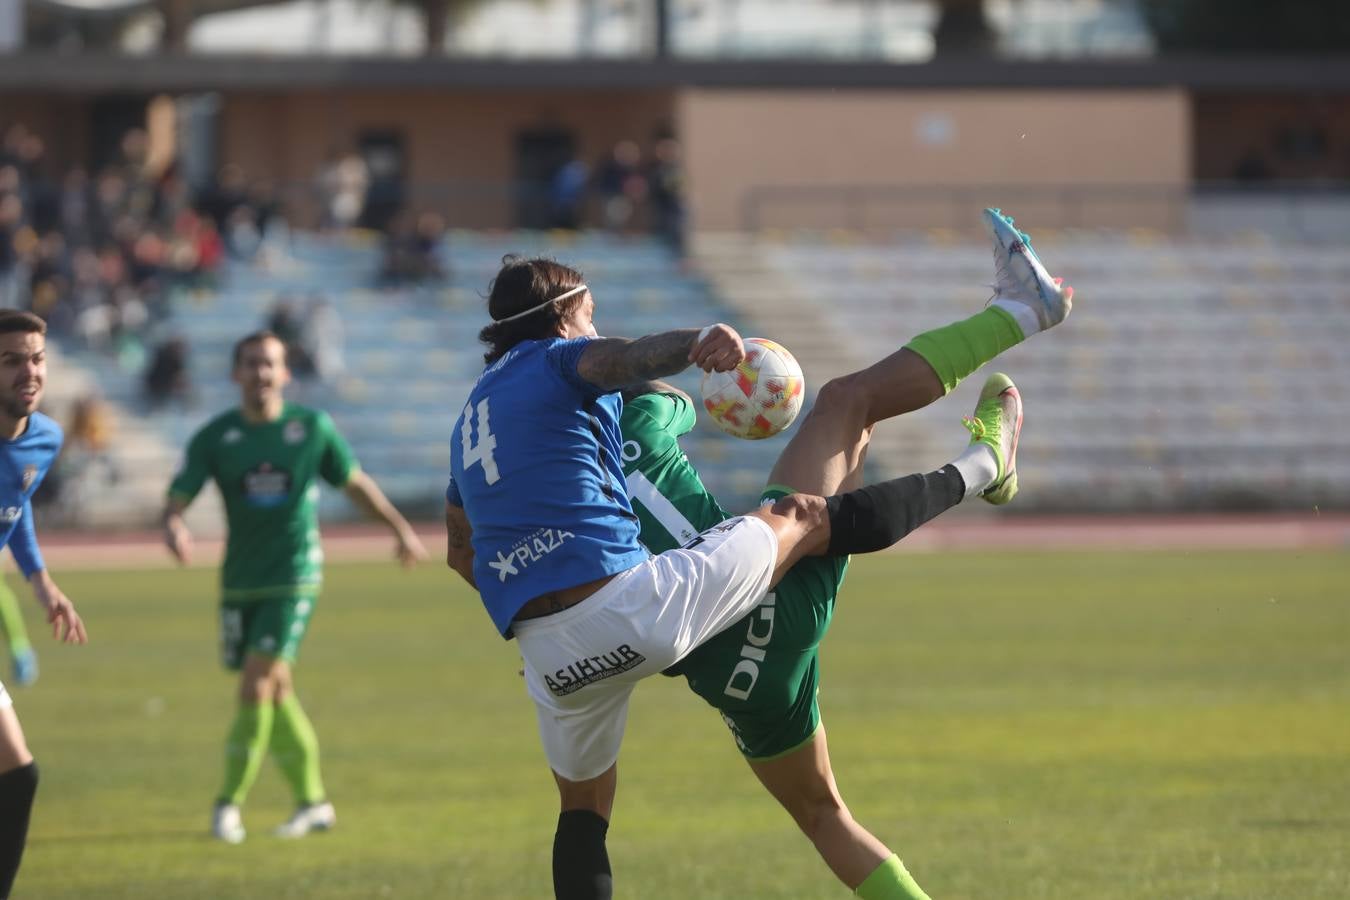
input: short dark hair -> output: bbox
[478,256,588,365]
[231,330,286,368]
[0,311,47,337]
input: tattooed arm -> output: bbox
[445,501,476,589]
[576,324,744,391]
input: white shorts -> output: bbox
[514,515,778,781]
[0,680,10,709]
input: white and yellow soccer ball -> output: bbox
[700,337,806,440]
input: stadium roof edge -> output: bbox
[2,53,1349,93]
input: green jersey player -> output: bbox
[163,331,428,844]
[619,208,1075,899]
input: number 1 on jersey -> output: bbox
[461,398,500,484]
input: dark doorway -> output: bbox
[358,129,406,233]
[89,95,148,172]
[515,127,576,230]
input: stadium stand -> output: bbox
[50,230,790,529]
[49,222,1349,528]
[695,229,1350,512]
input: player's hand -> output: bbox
[689,324,745,373]
[33,580,87,645]
[164,518,193,566]
[395,530,429,569]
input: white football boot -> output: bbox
[982,207,1074,338]
[274,801,336,838]
[212,802,246,844]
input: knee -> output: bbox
[807,374,873,425]
[768,492,829,533]
[238,670,282,704]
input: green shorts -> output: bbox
[673,488,848,760]
[219,594,316,671]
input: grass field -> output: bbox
[12,549,1350,899]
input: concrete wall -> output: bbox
[219,89,676,228]
[677,89,1192,231]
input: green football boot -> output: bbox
[962,372,1023,505]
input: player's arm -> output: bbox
[164,429,211,565]
[11,503,86,644]
[342,470,428,568]
[575,324,745,391]
[444,500,476,589]
[162,494,194,566]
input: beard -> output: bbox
[1,390,36,421]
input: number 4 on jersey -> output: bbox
[461,398,500,484]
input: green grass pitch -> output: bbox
[12,549,1350,898]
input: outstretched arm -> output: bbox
[444,501,476,589]
[343,470,429,567]
[576,324,744,391]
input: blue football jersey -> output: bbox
[0,412,62,577]
[448,337,647,636]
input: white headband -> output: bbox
[491,284,589,323]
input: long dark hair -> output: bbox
[479,256,588,364]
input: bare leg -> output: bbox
[748,726,892,889]
[554,763,617,819]
[552,764,617,900]
[768,349,943,499]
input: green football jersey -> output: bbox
[619,392,731,549]
[169,403,358,601]
[621,391,847,759]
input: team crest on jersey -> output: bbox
[222,428,243,445]
[488,527,577,582]
[20,465,37,491]
[243,462,292,508]
[284,420,307,445]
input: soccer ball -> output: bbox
[701,338,805,440]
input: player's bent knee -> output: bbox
[768,493,829,532]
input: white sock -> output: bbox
[992,297,1041,340]
[950,443,1000,498]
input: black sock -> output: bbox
[0,762,38,900]
[553,809,612,900]
[823,468,966,556]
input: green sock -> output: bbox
[903,307,1025,395]
[0,578,31,656]
[270,694,326,806]
[856,855,932,900]
[218,701,274,806]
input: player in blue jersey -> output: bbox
[442,244,1060,900]
[0,311,87,900]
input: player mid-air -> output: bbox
[163,331,427,844]
[0,311,87,899]
[619,209,1073,899]
[441,209,1069,900]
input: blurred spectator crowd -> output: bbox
[550,136,687,253]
